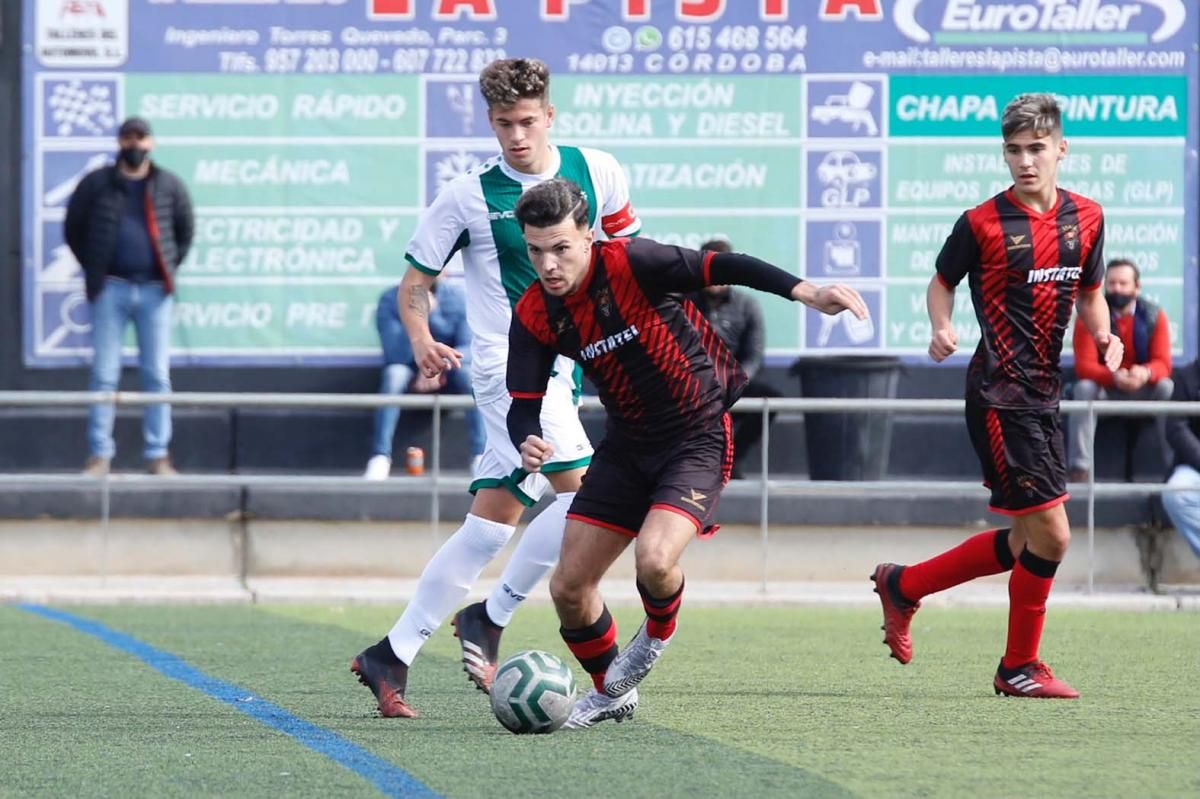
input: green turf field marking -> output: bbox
[17,604,441,799]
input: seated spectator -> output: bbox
[1069,258,1173,482]
[1161,359,1200,560]
[693,238,783,479]
[363,280,484,480]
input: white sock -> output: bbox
[485,491,574,628]
[387,513,515,664]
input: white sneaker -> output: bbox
[562,687,638,730]
[603,620,672,697]
[363,454,391,480]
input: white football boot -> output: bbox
[603,620,672,697]
[562,687,639,730]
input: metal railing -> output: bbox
[2,390,1198,592]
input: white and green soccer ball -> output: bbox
[490,650,577,734]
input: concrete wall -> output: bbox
[2,519,1197,588]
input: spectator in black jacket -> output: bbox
[693,239,783,479]
[65,117,194,476]
[1161,359,1200,559]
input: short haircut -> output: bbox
[514,177,589,230]
[1106,257,1140,283]
[479,58,550,109]
[700,239,732,254]
[1001,93,1062,139]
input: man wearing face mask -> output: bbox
[65,116,194,476]
[691,239,783,480]
[1069,257,1173,483]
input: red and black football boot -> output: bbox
[350,638,418,718]
[870,562,920,664]
[451,601,503,693]
[994,660,1080,699]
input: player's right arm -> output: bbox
[926,277,957,362]
[505,309,558,473]
[927,213,978,362]
[398,268,461,377]
[401,180,471,377]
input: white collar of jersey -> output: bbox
[498,145,561,183]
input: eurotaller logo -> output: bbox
[893,0,1186,44]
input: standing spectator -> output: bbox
[364,280,484,480]
[693,239,783,479]
[65,117,194,476]
[1069,258,1173,482]
[1161,359,1200,560]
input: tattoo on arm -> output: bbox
[408,285,430,320]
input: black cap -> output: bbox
[117,116,152,137]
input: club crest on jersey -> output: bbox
[1061,224,1078,251]
[596,286,614,318]
[1026,266,1082,284]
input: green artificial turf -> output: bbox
[2,602,1196,798]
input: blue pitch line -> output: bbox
[17,604,441,799]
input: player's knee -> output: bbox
[634,556,675,591]
[1044,528,1070,558]
[549,567,585,608]
[1022,515,1070,558]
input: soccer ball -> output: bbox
[490,650,577,734]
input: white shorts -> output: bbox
[469,361,593,505]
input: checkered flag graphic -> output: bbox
[48,80,116,136]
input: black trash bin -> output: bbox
[790,356,902,481]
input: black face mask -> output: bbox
[1105,291,1135,310]
[118,147,149,168]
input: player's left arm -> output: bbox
[631,237,869,318]
[1076,287,1123,372]
[706,251,869,319]
[506,313,558,472]
[1075,216,1123,371]
[592,149,641,239]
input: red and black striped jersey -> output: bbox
[508,237,747,445]
[936,188,1105,409]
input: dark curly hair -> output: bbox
[514,178,589,230]
[479,58,550,109]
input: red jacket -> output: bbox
[1073,302,1171,389]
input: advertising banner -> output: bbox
[22,0,1198,365]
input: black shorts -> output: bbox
[965,400,1068,516]
[566,412,734,538]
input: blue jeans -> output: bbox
[87,278,173,460]
[371,311,484,459]
[1162,464,1200,559]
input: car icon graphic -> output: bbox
[810,81,879,135]
[816,150,877,187]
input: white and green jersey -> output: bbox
[405,145,640,398]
